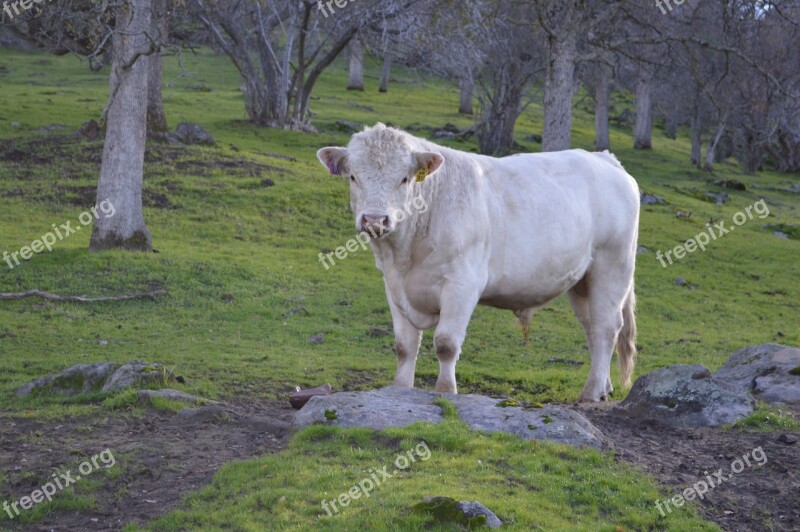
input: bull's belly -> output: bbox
[478,282,572,311]
[478,257,590,311]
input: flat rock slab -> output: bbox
[137,389,221,406]
[617,364,754,428]
[714,344,800,405]
[16,361,180,397]
[293,386,606,449]
[16,362,119,397]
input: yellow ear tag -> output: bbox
[415,168,429,183]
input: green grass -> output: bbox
[0,45,797,529]
[140,418,715,531]
[730,403,800,432]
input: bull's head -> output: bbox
[317,125,444,238]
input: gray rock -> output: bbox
[449,393,606,448]
[617,365,754,427]
[294,386,442,430]
[414,497,502,528]
[714,344,800,404]
[16,362,119,397]
[636,246,649,254]
[294,386,606,448]
[137,389,220,406]
[774,231,789,239]
[173,122,215,146]
[640,193,667,205]
[307,333,324,345]
[705,191,730,205]
[102,361,174,392]
[175,405,228,422]
[456,501,503,529]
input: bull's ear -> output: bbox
[413,151,444,182]
[317,147,349,176]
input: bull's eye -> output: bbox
[350,175,356,183]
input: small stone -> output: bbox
[636,246,649,254]
[307,333,324,345]
[173,122,215,146]
[414,497,502,529]
[640,193,667,205]
[777,434,798,444]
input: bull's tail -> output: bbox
[616,286,637,388]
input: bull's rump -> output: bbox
[476,149,639,310]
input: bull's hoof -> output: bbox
[578,392,608,403]
[434,381,457,394]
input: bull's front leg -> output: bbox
[434,285,480,393]
[385,286,422,388]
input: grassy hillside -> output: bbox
[0,46,797,529]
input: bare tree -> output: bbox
[379,53,392,92]
[147,0,169,139]
[91,0,156,251]
[347,37,365,91]
[459,75,474,115]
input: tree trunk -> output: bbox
[664,113,678,140]
[593,64,610,151]
[690,115,703,167]
[347,37,364,91]
[90,0,153,252]
[542,35,577,152]
[458,75,474,115]
[633,67,654,149]
[379,53,391,93]
[704,123,725,172]
[477,67,525,155]
[146,0,168,139]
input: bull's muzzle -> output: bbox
[359,211,392,238]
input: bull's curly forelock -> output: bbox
[350,123,413,169]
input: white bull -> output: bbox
[318,123,639,401]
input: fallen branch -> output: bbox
[0,289,166,303]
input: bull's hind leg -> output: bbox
[568,277,614,396]
[578,253,634,402]
[386,288,422,388]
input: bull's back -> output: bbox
[476,149,638,309]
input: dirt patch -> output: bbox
[576,402,800,531]
[0,135,290,182]
[0,399,294,530]
[52,185,175,209]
